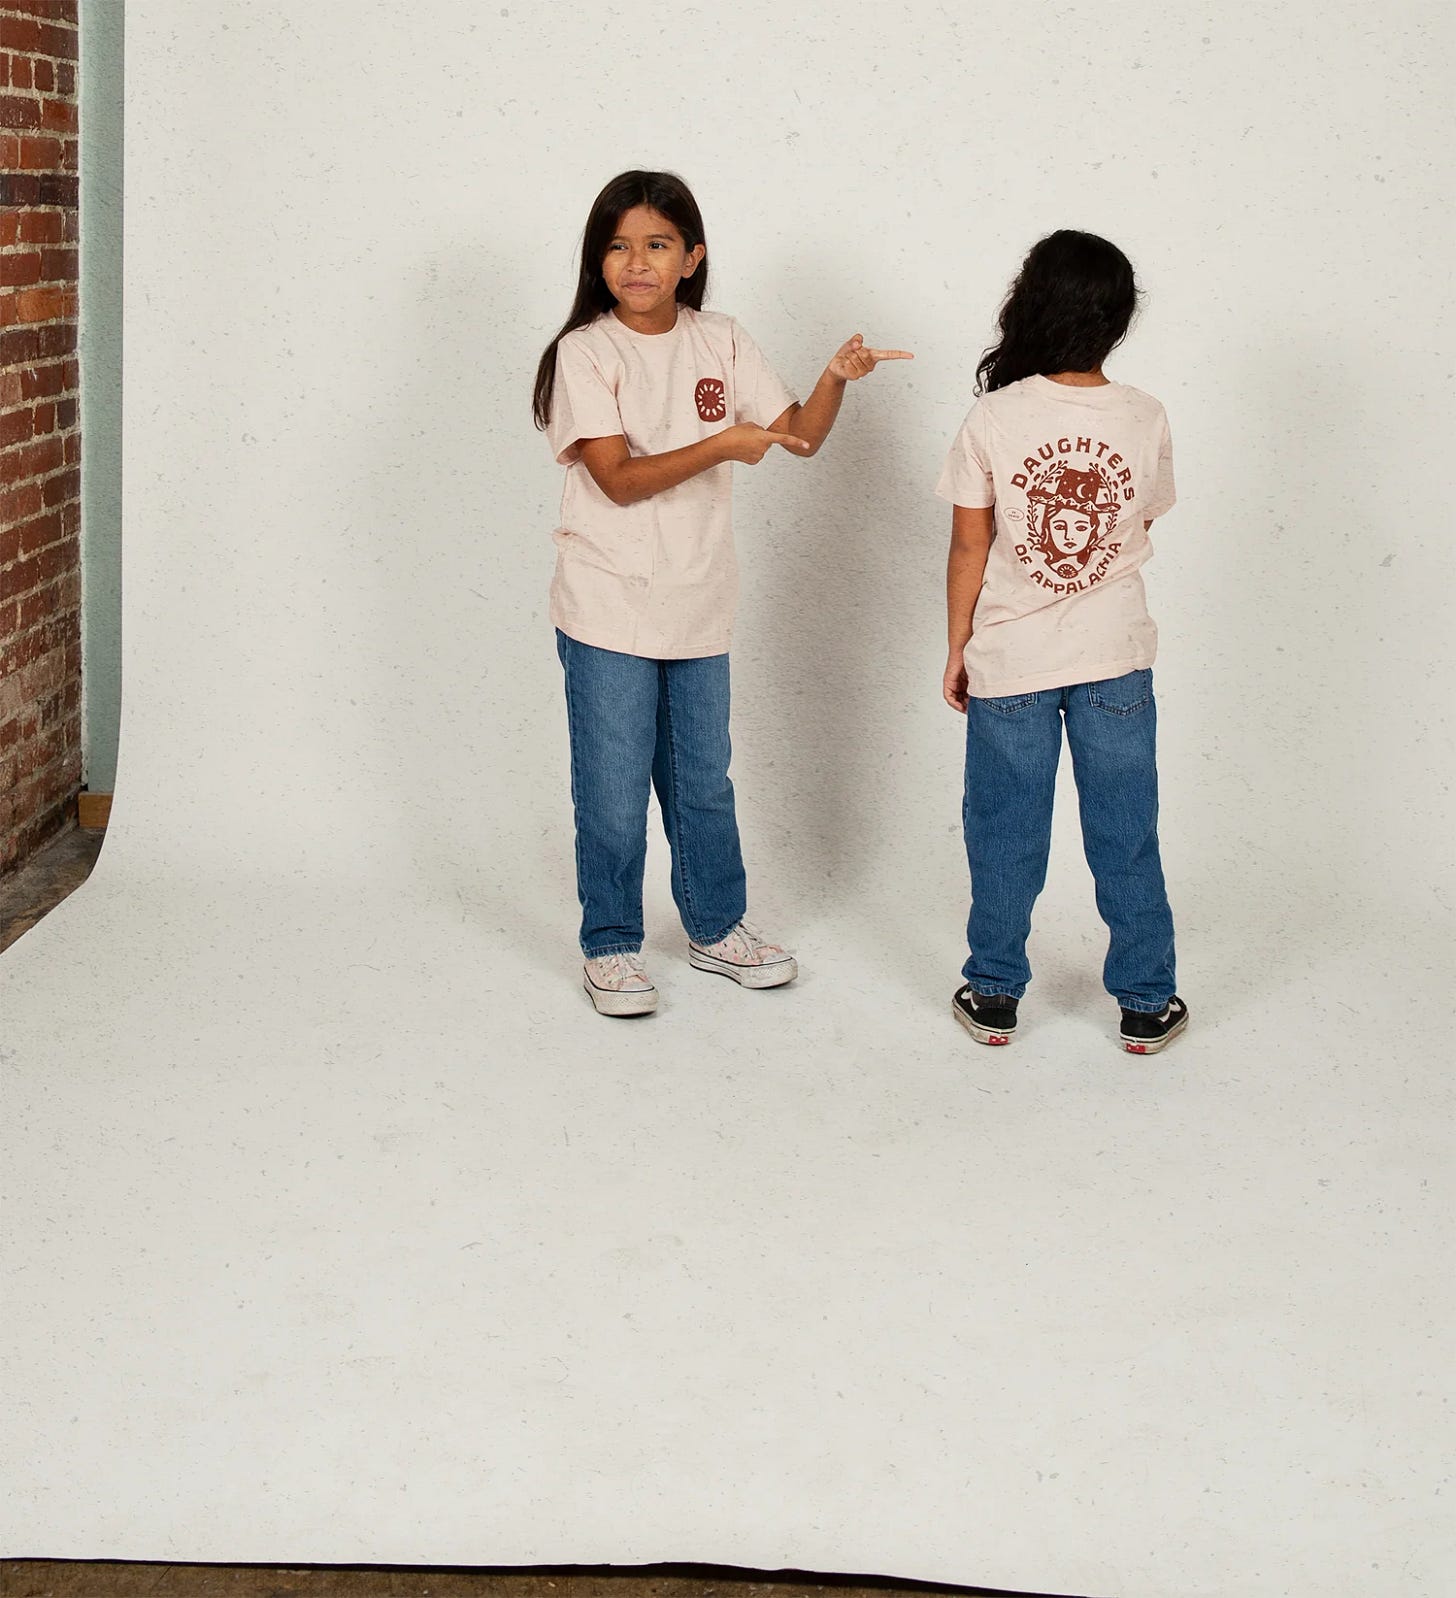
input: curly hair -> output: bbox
[978,231,1140,394]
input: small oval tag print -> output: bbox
[695,378,727,422]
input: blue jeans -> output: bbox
[556,629,747,957]
[962,668,1176,1012]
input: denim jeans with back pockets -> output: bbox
[557,629,747,958]
[962,668,1176,1012]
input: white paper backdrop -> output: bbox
[4,3,1454,1595]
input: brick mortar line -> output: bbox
[0,576,79,601]
[0,487,81,519]
[0,431,80,451]
[2,702,81,723]
[0,545,80,582]
[4,763,83,791]
[0,523,80,551]
[0,650,81,680]
[0,597,80,623]
[0,518,80,544]
[0,523,78,548]
[4,689,81,710]
[0,602,80,625]
[0,537,78,556]
[1,596,79,621]
[5,735,81,758]
[0,451,81,464]
[0,516,80,544]
[0,428,78,446]
[1,627,82,665]
[0,497,81,523]
[3,760,82,786]
[0,444,81,465]
[0,502,82,529]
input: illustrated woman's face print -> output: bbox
[1047,506,1096,555]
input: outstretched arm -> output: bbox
[772,334,914,457]
[577,423,811,507]
[944,504,995,713]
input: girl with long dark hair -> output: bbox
[536,169,910,1016]
[936,230,1188,1055]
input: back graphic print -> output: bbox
[937,374,1176,698]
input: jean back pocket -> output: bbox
[1086,669,1153,716]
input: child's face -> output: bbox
[602,206,703,325]
[1047,507,1095,554]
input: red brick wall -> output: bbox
[0,0,81,875]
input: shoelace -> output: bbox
[714,919,792,963]
[598,952,647,984]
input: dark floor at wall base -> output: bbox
[0,1568,1073,1598]
[0,823,105,952]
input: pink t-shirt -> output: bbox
[936,374,1177,697]
[544,306,797,659]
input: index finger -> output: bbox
[866,349,914,361]
[768,432,812,450]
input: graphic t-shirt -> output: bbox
[936,374,1176,697]
[544,305,797,659]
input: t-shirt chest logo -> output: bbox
[1010,439,1134,594]
[695,377,727,422]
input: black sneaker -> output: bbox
[952,984,1018,1046]
[1119,995,1189,1054]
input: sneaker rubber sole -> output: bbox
[952,1000,1015,1046]
[688,948,798,988]
[583,976,659,1017]
[1120,1007,1188,1054]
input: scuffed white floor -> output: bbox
[4,834,1451,1598]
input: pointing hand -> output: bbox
[717,423,812,464]
[828,333,914,381]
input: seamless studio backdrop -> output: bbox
[3,3,1454,1596]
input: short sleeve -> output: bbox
[545,335,624,465]
[935,403,995,509]
[730,319,798,429]
[1144,410,1176,520]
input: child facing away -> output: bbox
[936,229,1188,1055]
[533,169,911,1016]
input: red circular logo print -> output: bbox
[695,378,727,422]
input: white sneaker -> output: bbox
[582,952,658,1016]
[688,918,798,989]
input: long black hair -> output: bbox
[532,170,709,429]
[977,230,1140,394]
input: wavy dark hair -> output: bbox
[532,170,708,429]
[977,230,1140,394]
